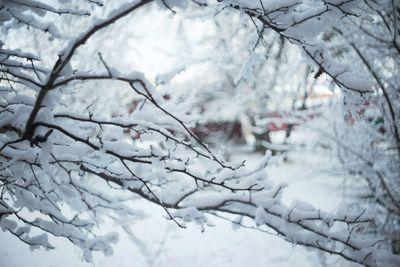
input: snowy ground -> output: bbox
[0,130,358,267]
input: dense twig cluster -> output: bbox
[0,1,399,266]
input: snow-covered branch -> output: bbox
[0,0,399,266]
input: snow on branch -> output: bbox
[0,0,399,266]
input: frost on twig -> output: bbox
[0,1,399,266]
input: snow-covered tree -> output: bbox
[0,1,399,266]
[312,0,400,256]
[154,5,318,155]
